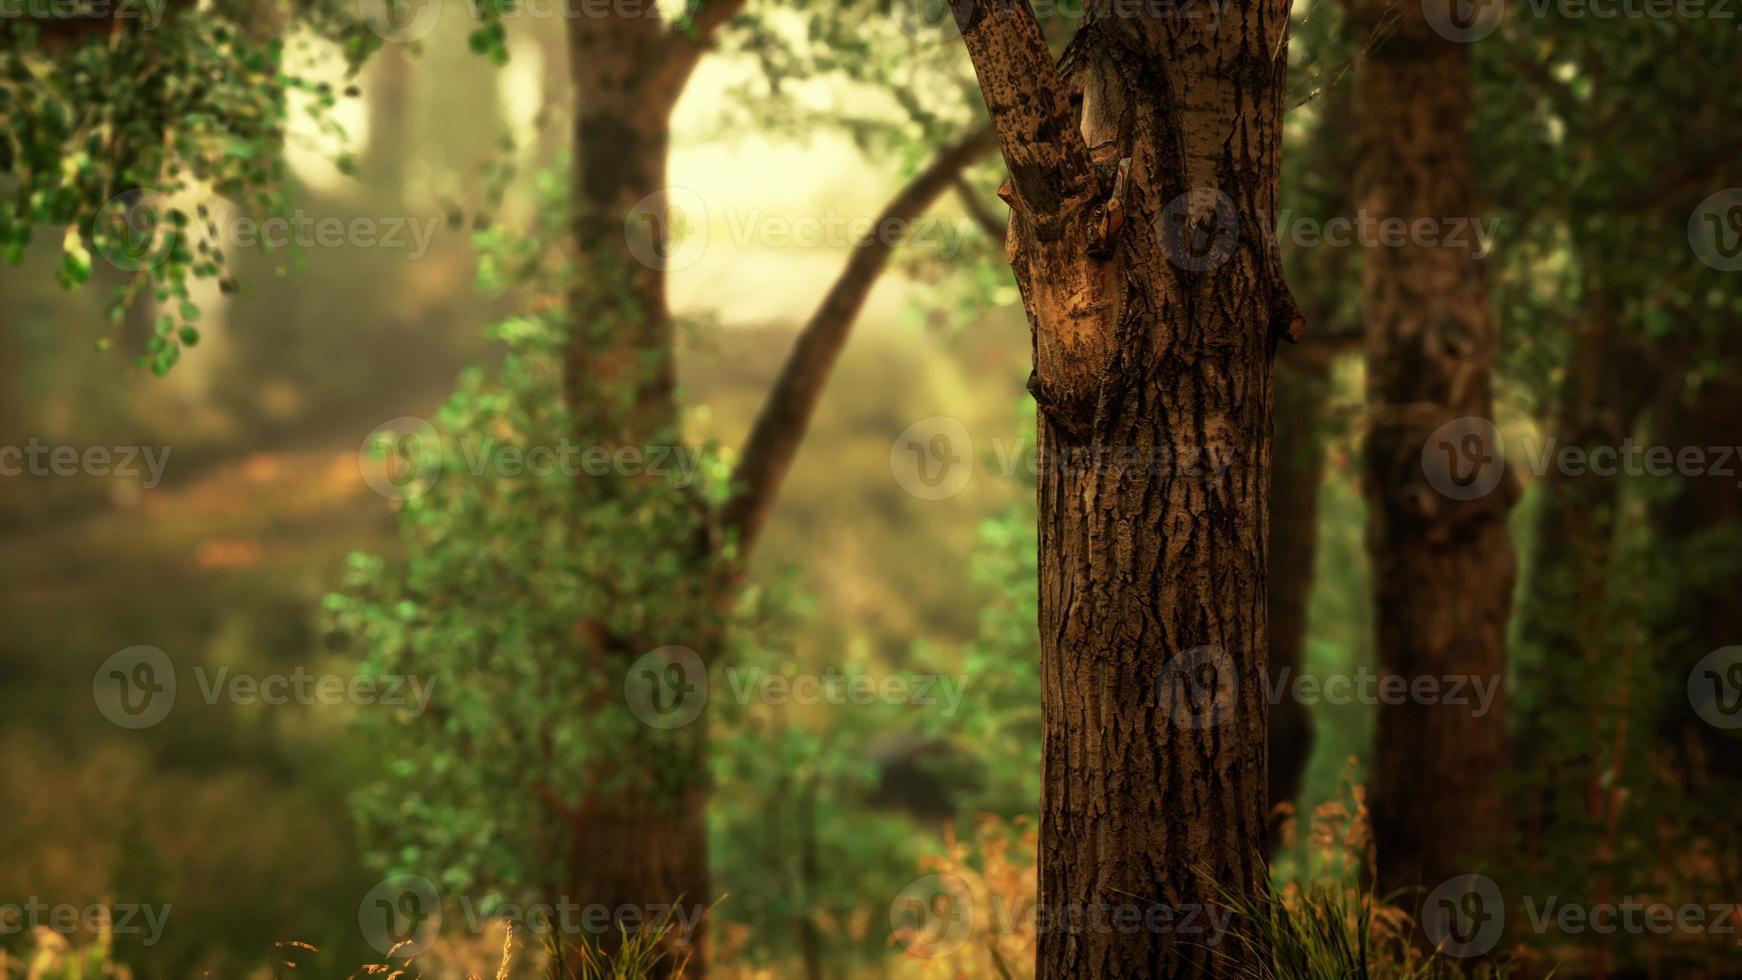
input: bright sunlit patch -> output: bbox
[283,30,367,196]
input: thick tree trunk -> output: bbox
[1267,354,1331,837]
[1351,2,1516,901]
[948,3,1298,975]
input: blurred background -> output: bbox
[2,0,1740,977]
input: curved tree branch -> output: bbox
[719,125,998,556]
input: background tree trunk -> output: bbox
[1351,0,1516,901]
[1268,353,1331,838]
[947,2,1298,974]
[557,15,706,978]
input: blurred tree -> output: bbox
[1270,54,1363,836]
[336,4,1004,976]
[1346,0,1516,901]
[1486,12,1742,973]
[944,1,1300,974]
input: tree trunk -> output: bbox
[1351,1,1516,901]
[947,3,1299,974]
[557,15,704,978]
[362,43,412,190]
[1517,309,1653,665]
[1649,334,1742,790]
[1267,353,1331,838]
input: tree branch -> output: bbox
[719,125,998,556]
[647,0,749,104]
[948,0,1090,216]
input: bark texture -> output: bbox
[949,1,1298,975]
[1351,0,1516,901]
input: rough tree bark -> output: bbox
[948,1,1299,975]
[1350,0,1516,900]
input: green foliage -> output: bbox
[325,240,737,897]
[911,402,1041,819]
[1210,876,1517,980]
[0,8,378,372]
